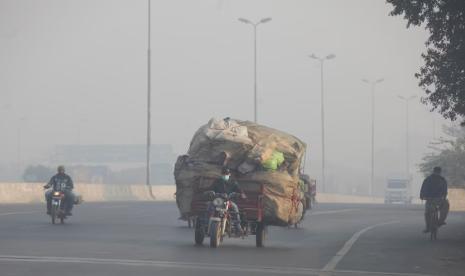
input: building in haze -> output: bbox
[49,144,176,185]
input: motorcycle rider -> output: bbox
[44,165,75,216]
[420,166,450,233]
[211,167,246,232]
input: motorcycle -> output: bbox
[195,191,243,248]
[50,190,68,224]
[44,183,70,224]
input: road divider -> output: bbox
[1,183,464,211]
[0,183,175,204]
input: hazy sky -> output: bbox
[0,0,451,190]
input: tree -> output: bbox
[419,126,465,187]
[22,165,54,182]
[387,0,465,122]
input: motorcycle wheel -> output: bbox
[256,222,266,248]
[210,221,221,248]
[195,229,204,245]
[51,206,57,224]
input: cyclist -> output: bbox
[420,166,449,233]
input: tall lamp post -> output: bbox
[146,0,155,198]
[17,116,27,181]
[238,17,272,123]
[309,53,335,193]
[362,78,384,196]
[397,95,417,179]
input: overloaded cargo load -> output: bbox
[174,118,307,226]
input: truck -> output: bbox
[384,177,412,204]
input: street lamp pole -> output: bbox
[238,17,272,123]
[309,54,335,193]
[17,116,27,181]
[146,0,154,198]
[398,95,417,179]
[362,78,384,196]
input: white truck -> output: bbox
[384,177,412,204]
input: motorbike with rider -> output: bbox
[210,167,246,233]
[44,166,76,223]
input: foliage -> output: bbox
[419,126,465,187]
[22,165,54,182]
[387,0,465,122]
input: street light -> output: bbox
[17,116,27,181]
[309,53,336,193]
[397,95,417,180]
[146,0,155,198]
[362,78,384,196]
[238,17,272,123]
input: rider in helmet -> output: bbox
[211,167,246,232]
[44,166,75,216]
[420,166,450,233]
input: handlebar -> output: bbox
[203,191,245,200]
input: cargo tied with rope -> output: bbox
[174,118,306,226]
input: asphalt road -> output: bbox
[0,201,464,276]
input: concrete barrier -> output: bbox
[317,193,384,204]
[1,183,463,211]
[0,183,175,204]
[448,188,465,211]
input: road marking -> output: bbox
[0,255,320,275]
[320,220,400,276]
[333,269,432,276]
[0,255,433,276]
[100,205,129,209]
[309,209,359,216]
[0,211,39,217]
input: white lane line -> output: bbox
[0,255,433,276]
[100,205,129,209]
[320,220,400,275]
[309,209,359,216]
[334,269,433,276]
[0,211,40,217]
[0,255,320,275]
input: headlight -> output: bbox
[213,198,224,207]
[53,192,61,196]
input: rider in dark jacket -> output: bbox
[420,166,449,233]
[211,168,245,231]
[44,166,75,215]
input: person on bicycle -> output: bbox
[420,166,449,233]
[211,167,246,232]
[44,165,75,216]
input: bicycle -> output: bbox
[426,199,441,241]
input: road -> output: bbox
[0,201,464,276]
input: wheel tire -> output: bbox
[256,222,266,247]
[430,211,439,241]
[60,215,65,224]
[194,220,205,245]
[51,206,57,224]
[210,221,221,248]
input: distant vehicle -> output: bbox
[384,178,412,204]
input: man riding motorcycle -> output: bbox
[44,165,75,216]
[420,166,450,233]
[211,167,246,232]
